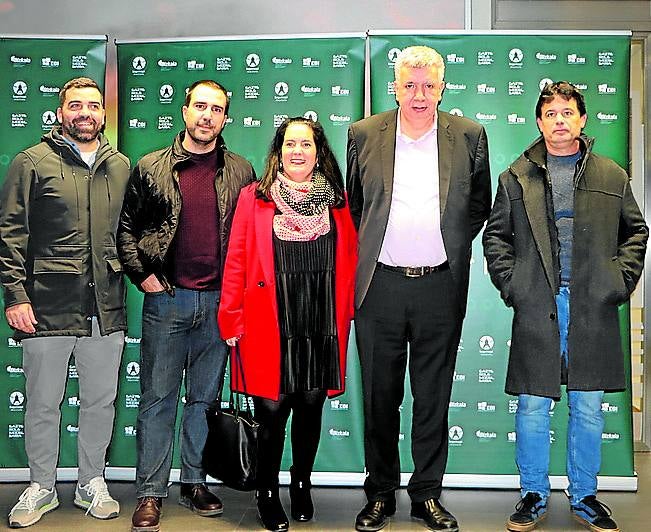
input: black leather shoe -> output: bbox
[257,489,289,532]
[179,483,223,517]
[355,500,396,531]
[289,479,313,521]
[411,498,459,531]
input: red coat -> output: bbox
[218,183,358,400]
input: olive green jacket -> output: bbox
[0,128,130,338]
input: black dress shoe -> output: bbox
[257,489,289,532]
[179,483,223,517]
[411,498,459,531]
[355,500,396,531]
[289,479,313,521]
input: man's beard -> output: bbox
[62,118,102,143]
[186,122,220,146]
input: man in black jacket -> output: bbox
[0,77,130,527]
[117,80,255,532]
[483,81,647,532]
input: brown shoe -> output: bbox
[131,497,162,532]
[179,483,223,517]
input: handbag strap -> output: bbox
[230,344,253,417]
[232,343,248,394]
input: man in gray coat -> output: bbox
[0,77,130,527]
[483,81,647,532]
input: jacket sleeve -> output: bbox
[117,163,150,288]
[0,153,34,309]
[470,126,492,240]
[346,126,363,231]
[341,197,358,317]
[482,176,515,306]
[218,188,251,339]
[617,179,648,293]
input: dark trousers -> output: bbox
[354,266,463,503]
[253,389,327,489]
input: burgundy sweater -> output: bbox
[172,149,221,290]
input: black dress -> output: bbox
[273,221,340,394]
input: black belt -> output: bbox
[377,261,449,278]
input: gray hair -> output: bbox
[394,45,445,83]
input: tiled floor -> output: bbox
[1,453,649,531]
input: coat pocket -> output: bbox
[603,257,628,305]
[31,257,83,314]
[103,257,126,311]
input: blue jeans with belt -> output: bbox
[515,286,605,505]
[135,288,227,498]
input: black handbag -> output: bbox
[202,345,260,491]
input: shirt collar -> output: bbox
[396,109,438,144]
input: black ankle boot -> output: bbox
[289,476,313,522]
[257,489,289,532]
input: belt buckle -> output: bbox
[405,266,423,278]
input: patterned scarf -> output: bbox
[269,171,335,241]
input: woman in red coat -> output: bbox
[218,117,357,532]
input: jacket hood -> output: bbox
[42,127,115,166]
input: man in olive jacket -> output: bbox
[0,77,130,527]
[483,81,647,532]
[117,80,254,532]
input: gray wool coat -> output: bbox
[483,135,648,398]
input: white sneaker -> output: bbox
[74,476,120,519]
[8,483,59,528]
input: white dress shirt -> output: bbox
[378,111,447,267]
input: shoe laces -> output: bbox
[137,497,160,510]
[15,483,49,513]
[577,496,613,518]
[367,501,385,515]
[515,492,542,512]
[82,477,112,515]
[190,483,206,495]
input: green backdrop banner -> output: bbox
[0,35,107,471]
[369,32,633,479]
[113,34,367,472]
[0,32,635,488]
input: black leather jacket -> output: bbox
[117,132,255,293]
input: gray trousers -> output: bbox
[21,317,124,488]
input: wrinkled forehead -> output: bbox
[540,95,581,113]
[187,84,227,106]
[61,86,103,107]
[395,64,442,83]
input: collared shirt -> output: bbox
[377,110,447,267]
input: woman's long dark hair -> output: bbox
[257,117,345,207]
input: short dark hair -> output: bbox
[257,116,345,208]
[59,77,103,106]
[535,80,586,119]
[184,80,230,115]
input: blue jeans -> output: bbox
[135,288,227,498]
[515,286,605,505]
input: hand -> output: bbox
[225,336,240,346]
[141,274,166,293]
[5,303,37,334]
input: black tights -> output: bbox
[253,389,327,489]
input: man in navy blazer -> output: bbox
[346,45,491,532]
